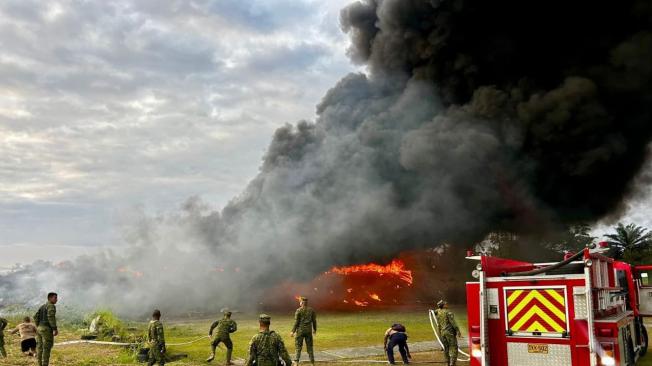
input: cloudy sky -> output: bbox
[0,0,358,266]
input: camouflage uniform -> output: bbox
[292,305,317,363]
[207,314,237,363]
[245,317,292,366]
[435,307,460,366]
[35,302,57,366]
[147,320,166,366]
[0,317,7,357]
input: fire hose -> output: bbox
[55,335,212,348]
[166,335,210,346]
[428,309,470,362]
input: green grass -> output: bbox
[1,307,462,365]
[21,308,652,365]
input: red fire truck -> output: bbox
[466,246,652,366]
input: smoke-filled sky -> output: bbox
[2,0,652,314]
[0,0,357,267]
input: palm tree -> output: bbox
[604,223,652,261]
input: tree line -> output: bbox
[480,223,652,264]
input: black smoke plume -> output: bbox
[2,0,652,314]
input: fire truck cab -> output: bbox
[466,246,652,366]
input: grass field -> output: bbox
[0,308,466,366]
[2,308,652,366]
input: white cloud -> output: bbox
[0,0,357,257]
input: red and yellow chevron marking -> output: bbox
[506,289,567,333]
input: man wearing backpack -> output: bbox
[245,314,292,366]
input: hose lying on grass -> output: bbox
[166,335,210,346]
[54,340,136,347]
[54,335,210,347]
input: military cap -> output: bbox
[437,300,447,307]
[299,296,308,302]
[221,308,232,315]
[259,314,271,323]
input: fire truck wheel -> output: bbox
[640,326,649,357]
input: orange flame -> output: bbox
[117,267,144,278]
[327,259,413,285]
[368,293,381,301]
[354,300,369,307]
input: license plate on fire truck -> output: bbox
[527,344,549,354]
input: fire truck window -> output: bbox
[641,272,652,287]
[617,270,628,289]
[617,270,632,310]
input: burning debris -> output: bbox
[117,267,144,279]
[268,258,419,310]
[327,260,414,286]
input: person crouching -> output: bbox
[384,323,410,364]
[11,317,38,356]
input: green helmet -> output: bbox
[259,314,271,324]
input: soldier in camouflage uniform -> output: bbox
[435,300,461,366]
[147,309,166,366]
[35,292,58,366]
[0,316,8,358]
[291,296,317,364]
[206,310,237,364]
[245,314,292,366]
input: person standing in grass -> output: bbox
[435,300,461,366]
[291,296,317,365]
[10,316,38,356]
[35,292,58,366]
[206,309,237,364]
[0,316,8,357]
[147,309,166,366]
[245,314,292,366]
